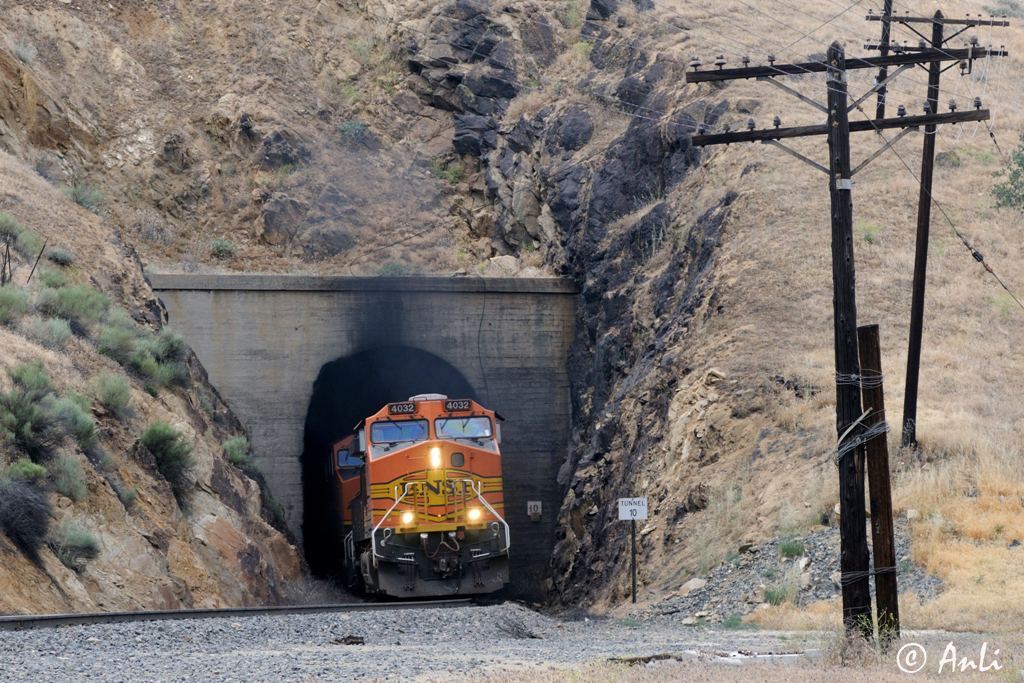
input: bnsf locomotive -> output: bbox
[330,394,509,597]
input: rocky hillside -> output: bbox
[0,154,301,613]
[2,0,1023,629]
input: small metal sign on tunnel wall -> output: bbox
[150,274,578,601]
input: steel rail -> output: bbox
[0,598,472,631]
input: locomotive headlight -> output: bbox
[468,508,481,521]
[401,511,414,525]
[430,447,441,468]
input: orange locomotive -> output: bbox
[331,394,510,596]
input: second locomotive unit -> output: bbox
[330,394,509,597]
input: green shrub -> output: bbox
[0,284,28,325]
[154,327,187,363]
[778,538,805,558]
[722,614,757,630]
[267,496,286,528]
[40,270,67,288]
[8,361,53,402]
[0,478,51,564]
[337,120,368,139]
[26,315,72,348]
[7,457,47,484]
[62,184,106,212]
[51,520,101,571]
[0,212,25,241]
[376,262,412,277]
[130,348,159,378]
[14,229,44,257]
[994,133,1024,210]
[430,158,464,184]
[118,486,137,510]
[14,43,37,64]
[46,248,74,266]
[141,421,194,502]
[210,237,236,259]
[96,371,133,420]
[53,454,87,502]
[38,284,109,334]
[151,361,185,388]
[0,389,56,461]
[105,308,136,330]
[97,324,137,364]
[51,396,97,448]
[223,435,250,466]
[764,586,787,606]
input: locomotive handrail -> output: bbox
[463,479,511,553]
[370,483,413,566]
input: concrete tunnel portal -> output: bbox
[301,347,478,578]
[148,274,578,600]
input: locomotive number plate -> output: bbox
[444,399,472,412]
[388,402,417,415]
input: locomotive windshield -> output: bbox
[370,419,428,446]
[435,416,493,439]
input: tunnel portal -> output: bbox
[150,274,577,600]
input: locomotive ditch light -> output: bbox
[430,446,441,468]
[468,508,482,521]
[402,511,414,525]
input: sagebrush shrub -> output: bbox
[26,316,71,348]
[51,520,101,571]
[0,211,24,241]
[14,43,36,64]
[0,284,28,325]
[210,237,236,259]
[62,185,106,212]
[51,396,97,448]
[46,248,74,266]
[6,457,46,483]
[97,325,136,364]
[0,478,51,564]
[96,371,132,420]
[141,421,194,502]
[40,270,66,288]
[223,435,250,466]
[8,361,53,402]
[0,390,56,461]
[37,284,109,334]
[118,486,137,510]
[14,229,43,257]
[154,327,187,363]
[53,454,87,502]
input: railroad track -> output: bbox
[0,598,472,631]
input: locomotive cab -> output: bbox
[335,394,510,597]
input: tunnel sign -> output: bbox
[618,497,648,520]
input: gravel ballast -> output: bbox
[0,603,821,682]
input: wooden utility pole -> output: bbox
[826,43,873,638]
[686,34,1006,639]
[863,12,1009,447]
[902,11,944,447]
[858,324,899,642]
[874,0,894,120]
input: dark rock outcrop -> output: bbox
[256,130,310,170]
[454,114,498,156]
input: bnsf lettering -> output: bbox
[421,480,472,495]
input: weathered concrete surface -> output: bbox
[149,274,577,598]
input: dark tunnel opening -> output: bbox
[300,346,478,579]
